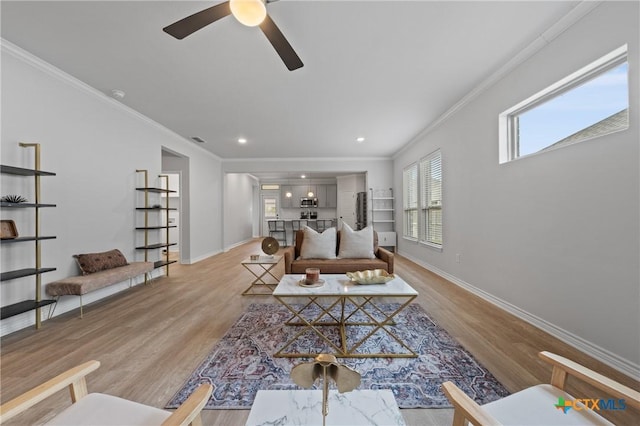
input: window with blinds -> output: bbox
[420,150,442,247]
[403,163,418,239]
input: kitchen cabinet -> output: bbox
[315,185,326,207]
[292,185,308,202]
[325,184,337,208]
[280,184,337,209]
[280,185,294,208]
[316,184,337,208]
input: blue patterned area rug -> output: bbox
[166,303,509,410]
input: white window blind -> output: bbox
[403,163,418,239]
[420,150,442,247]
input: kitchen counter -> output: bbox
[267,219,337,245]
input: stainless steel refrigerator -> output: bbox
[355,192,367,230]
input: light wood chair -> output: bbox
[0,360,212,426]
[442,351,640,426]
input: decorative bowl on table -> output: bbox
[346,269,395,285]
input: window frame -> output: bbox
[499,45,628,164]
[419,150,443,249]
[402,163,419,241]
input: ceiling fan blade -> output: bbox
[259,14,304,71]
[163,1,232,40]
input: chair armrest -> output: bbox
[283,245,295,274]
[0,360,101,423]
[376,247,394,273]
[441,381,502,426]
[539,351,640,409]
[162,383,213,426]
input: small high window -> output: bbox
[261,184,280,190]
[499,45,628,163]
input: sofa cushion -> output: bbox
[299,226,337,259]
[291,258,388,274]
[337,224,375,259]
[73,249,129,275]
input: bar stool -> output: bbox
[268,220,287,247]
[291,220,306,245]
[316,219,334,233]
[291,220,307,232]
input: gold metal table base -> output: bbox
[241,259,281,296]
[274,294,417,358]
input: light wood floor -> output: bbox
[1,240,638,425]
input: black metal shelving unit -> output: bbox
[135,170,177,280]
[1,144,56,327]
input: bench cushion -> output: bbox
[46,262,154,296]
[73,249,128,275]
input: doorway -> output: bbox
[162,148,190,263]
[261,194,279,237]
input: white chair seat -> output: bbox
[45,393,171,426]
[483,384,613,426]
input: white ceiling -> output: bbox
[1,1,580,160]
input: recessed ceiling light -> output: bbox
[356,137,365,143]
[301,174,306,179]
[238,138,247,144]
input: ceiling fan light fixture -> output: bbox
[230,0,267,27]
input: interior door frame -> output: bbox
[260,192,280,237]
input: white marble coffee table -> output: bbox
[245,389,406,426]
[272,274,418,358]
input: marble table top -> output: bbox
[273,274,418,297]
[245,389,406,426]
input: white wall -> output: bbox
[223,173,257,249]
[394,2,639,375]
[1,41,223,334]
[222,158,393,246]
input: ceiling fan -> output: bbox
[163,0,303,71]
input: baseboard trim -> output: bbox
[1,273,151,337]
[188,249,223,264]
[224,238,255,252]
[399,251,640,380]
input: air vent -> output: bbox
[191,136,206,143]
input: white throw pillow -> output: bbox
[337,223,375,259]
[299,226,337,259]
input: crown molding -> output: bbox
[393,1,602,159]
[1,38,221,161]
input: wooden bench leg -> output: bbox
[79,294,83,319]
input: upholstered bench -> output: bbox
[46,249,154,318]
